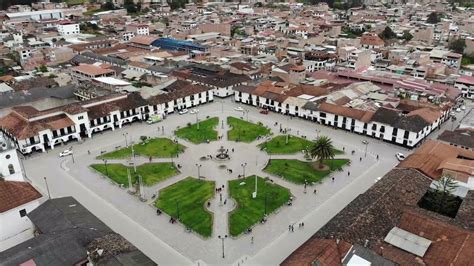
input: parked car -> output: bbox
[396,152,406,161]
[234,106,244,112]
[146,114,162,124]
[59,149,73,157]
[455,108,461,112]
[190,108,199,114]
[260,109,269,114]
[179,109,189,115]
[461,105,466,111]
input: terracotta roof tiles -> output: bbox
[0,181,42,213]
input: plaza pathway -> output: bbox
[21,97,466,265]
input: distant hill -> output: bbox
[1,0,40,10]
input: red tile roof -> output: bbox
[398,140,474,180]
[281,239,352,266]
[0,181,42,213]
[375,210,474,266]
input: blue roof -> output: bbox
[151,38,207,51]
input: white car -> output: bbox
[396,152,406,161]
[178,109,189,115]
[455,108,461,112]
[234,106,244,112]
[59,149,73,157]
[190,108,199,114]
[461,105,466,110]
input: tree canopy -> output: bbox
[310,136,335,168]
[379,26,397,40]
[426,12,442,24]
[449,38,466,54]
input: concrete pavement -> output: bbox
[22,98,419,265]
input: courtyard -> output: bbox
[23,98,410,265]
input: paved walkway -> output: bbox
[23,97,458,265]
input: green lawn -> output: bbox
[90,162,179,187]
[155,177,215,237]
[263,159,349,184]
[259,135,343,155]
[98,138,185,159]
[258,135,314,154]
[66,0,86,5]
[229,176,291,237]
[175,117,219,144]
[227,117,271,142]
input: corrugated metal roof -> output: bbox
[384,227,431,257]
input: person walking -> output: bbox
[347,171,350,176]
[251,236,254,244]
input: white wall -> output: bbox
[0,148,23,181]
[0,200,40,252]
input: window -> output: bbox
[8,164,15,174]
[78,116,84,120]
[19,209,27,217]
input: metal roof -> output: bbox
[384,227,432,257]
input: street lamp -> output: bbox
[195,111,200,130]
[196,164,202,178]
[44,177,51,199]
[285,116,290,144]
[316,129,321,138]
[363,141,369,157]
[220,99,224,113]
[176,199,180,220]
[241,163,247,177]
[218,235,228,258]
[102,159,109,177]
[253,174,258,198]
[123,133,129,147]
[245,109,249,121]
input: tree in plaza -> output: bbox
[449,38,466,54]
[309,136,335,169]
[426,12,441,24]
[379,26,397,41]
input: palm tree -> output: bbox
[310,136,335,169]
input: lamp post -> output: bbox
[253,174,258,198]
[123,132,129,147]
[44,177,51,199]
[176,199,180,220]
[364,141,369,157]
[285,116,290,144]
[241,162,247,177]
[70,148,75,164]
[220,99,224,113]
[218,235,228,258]
[316,129,321,138]
[245,109,249,121]
[102,159,109,177]
[195,111,200,130]
[196,163,202,178]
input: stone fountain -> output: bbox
[215,146,230,161]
